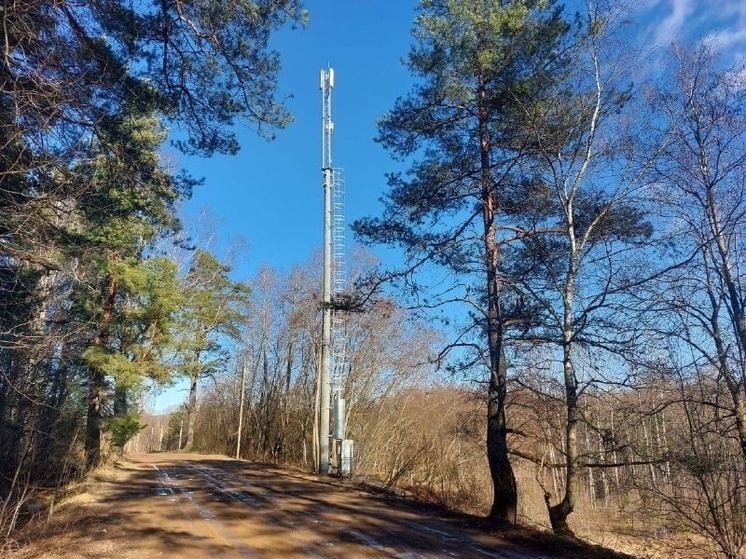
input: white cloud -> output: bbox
[702,2,746,52]
[633,0,746,60]
[653,0,694,46]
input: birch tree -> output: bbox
[650,45,746,463]
[630,45,746,558]
[511,4,655,534]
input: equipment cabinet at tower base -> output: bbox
[340,439,353,477]
[331,438,354,477]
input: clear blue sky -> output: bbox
[149,0,746,413]
[150,1,420,412]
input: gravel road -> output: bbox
[92,453,556,559]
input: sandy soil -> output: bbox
[11,452,563,559]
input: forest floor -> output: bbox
[8,452,641,559]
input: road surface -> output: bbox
[28,453,558,559]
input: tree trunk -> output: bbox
[185,376,198,450]
[478,63,517,525]
[547,249,578,537]
[547,358,579,537]
[85,274,117,470]
[697,132,746,467]
[85,369,105,470]
[547,495,574,536]
[236,358,248,458]
[702,244,746,466]
[487,354,517,523]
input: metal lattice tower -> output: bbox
[332,170,346,297]
[320,67,347,399]
[331,168,347,397]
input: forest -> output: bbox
[1,1,745,558]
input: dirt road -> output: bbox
[19,453,560,559]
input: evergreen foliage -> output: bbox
[0,0,303,496]
[172,249,250,450]
[355,0,571,525]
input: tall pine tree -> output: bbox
[354,0,570,524]
[69,107,185,468]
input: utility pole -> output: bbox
[318,67,334,475]
[235,356,248,459]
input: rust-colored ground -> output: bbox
[10,453,631,559]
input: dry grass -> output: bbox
[7,462,131,559]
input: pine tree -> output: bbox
[0,0,303,497]
[354,0,570,524]
[68,107,184,469]
[171,250,249,450]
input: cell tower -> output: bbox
[319,68,352,477]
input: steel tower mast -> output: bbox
[319,67,334,475]
[319,67,351,477]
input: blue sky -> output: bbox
[150,1,420,412]
[173,0,746,279]
[641,0,746,49]
[172,1,419,277]
[149,0,746,413]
